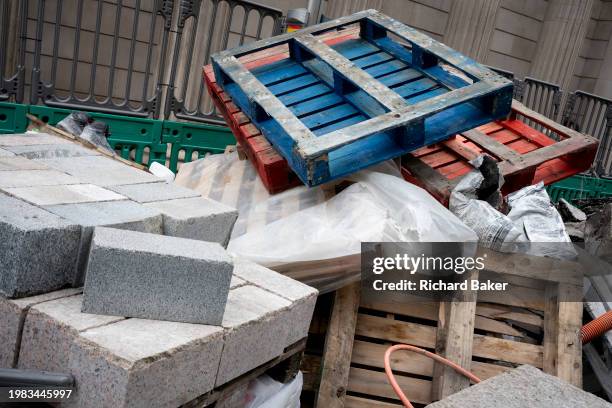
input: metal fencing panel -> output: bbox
[1,0,27,102]
[562,91,612,177]
[163,0,283,124]
[517,77,563,135]
[29,0,174,117]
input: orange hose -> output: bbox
[582,310,612,344]
[383,313,612,408]
[384,344,481,408]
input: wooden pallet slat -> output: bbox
[212,10,513,186]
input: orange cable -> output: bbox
[383,344,481,408]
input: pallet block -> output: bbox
[211,10,513,187]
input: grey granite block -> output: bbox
[426,365,611,408]
[0,288,82,368]
[232,257,318,345]
[4,184,126,206]
[6,143,100,159]
[39,155,162,186]
[144,197,238,247]
[0,193,81,298]
[18,294,124,373]
[15,299,223,408]
[0,156,49,171]
[68,319,224,408]
[82,227,233,325]
[44,201,163,286]
[216,285,293,386]
[0,169,80,187]
[0,148,15,157]
[0,133,70,146]
[109,182,200,203]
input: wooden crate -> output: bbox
[303,250,584,408]
[211,10,513,187]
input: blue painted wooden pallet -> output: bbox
[212,10,513,187]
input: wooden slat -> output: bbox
[316,282,361,408]
[362,299,525,338]
[433,269,478,399]
[356,313,543,367]
[543,282,583,387]
[351,339,510,380]
[348,367,433,405]
[345,395,403,408]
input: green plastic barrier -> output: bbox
[28,105,167,166]
[0,102,28,134]
[161,121,236,173]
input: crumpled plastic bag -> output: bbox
[507,182,576,259]
[79,121,114,152]
[57,111,91,135]
[450,155,575,259]
[449,155,527,251]
[176,152,477,266]
[245,371,302,408]
[228,169,477,266]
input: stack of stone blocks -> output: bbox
[0,133,317,407]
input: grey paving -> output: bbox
[82,227,233,325]
[18,294,124,373]
[426,365,612,408]
[216,285,293,386]
[108,182,200,203]
[0,169,80,187]
[0,148,15,157]
[0,192,81,298]
[39,155,162,186]
[4,184,126,206]
[144,197,238,247]
[6,143,100,159]
[0,156,49,171]
[44,201,163,286]
[0,288,82,368]
[0,133,71,146]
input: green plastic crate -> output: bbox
[162,121,236,173]
[547,175,612,203]
[0,102,28,134]
[28,105,166,166]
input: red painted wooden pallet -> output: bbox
[401,100,599,206]
[205,68,300,193]
[204,30,598,199]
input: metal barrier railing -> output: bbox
[518,77,563,129]
[563,91,612,176]
[163,0,283,124]
[2,4,612,175]
[30,0,174,117]
[0,0,27,102]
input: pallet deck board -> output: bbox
[212,10,513,186]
